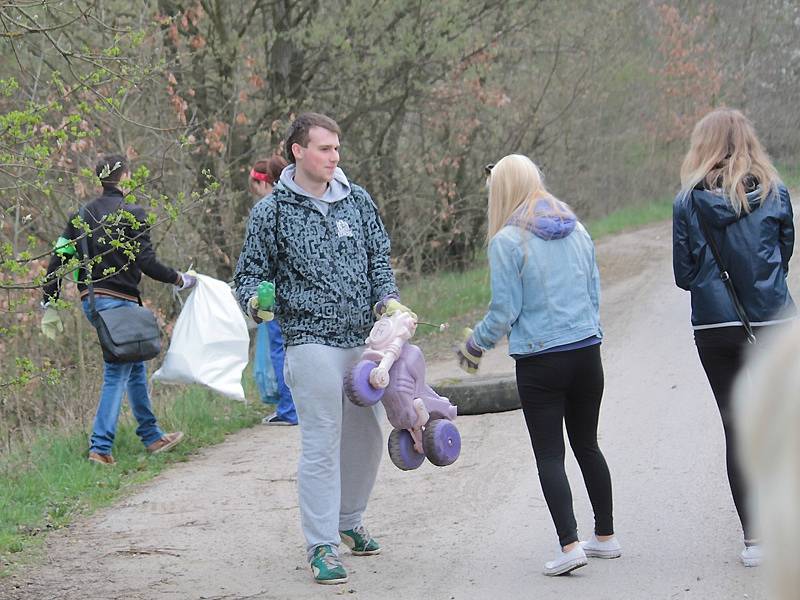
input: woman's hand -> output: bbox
[455,328,484,374]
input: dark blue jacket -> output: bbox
[672,183,795,328]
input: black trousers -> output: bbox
[694,325,778,541]
[516,344,614,547]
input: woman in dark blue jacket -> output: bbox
[673,108,795,568]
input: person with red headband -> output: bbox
[249,156,285,199]
[248,155,297,426]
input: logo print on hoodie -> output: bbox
[336,219,353,238]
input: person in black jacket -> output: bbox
[42,154,195,465]
[672,108,795,567]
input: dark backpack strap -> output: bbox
[697,210,756,344]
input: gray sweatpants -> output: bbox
[284,344,384,560]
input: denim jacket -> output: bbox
[472,202,602,355]
[234,176,398,348]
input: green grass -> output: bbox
[401,264,491,333]
[0,386,263,575]
[584,196,674,239]
[779,163,800,190]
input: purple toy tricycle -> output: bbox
[344,311,461,470]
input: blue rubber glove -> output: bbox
[176,271,197,291]
[456,328,484,374]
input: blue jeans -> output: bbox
[267,321,297,424]
[82,297,164,454]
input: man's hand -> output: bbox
[456,327,483,374]
[248,296,274,323]
[374,296,417,321]
[40,305,64,340]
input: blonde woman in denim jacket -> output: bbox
[456,154,620,576]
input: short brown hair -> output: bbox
[95,154,128,188]
[284,112,341,163]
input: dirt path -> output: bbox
[5,219,787,600]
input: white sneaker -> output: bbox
[580,534,622,559]
[261,412,296,426]
[543,545,588,576]
[740,544,762,567]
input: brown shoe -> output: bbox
[146,431,184,454]
[88,451,116,465]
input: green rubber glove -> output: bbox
[41,307,64,340]
[375,297,417,321]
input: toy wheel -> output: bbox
[344,360,385,407]
[387,428,425,471]
[422,419,461,466]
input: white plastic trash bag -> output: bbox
[152,274,250,400]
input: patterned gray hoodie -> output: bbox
[234,167,398,348]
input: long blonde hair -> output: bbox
[680,108,780,215]
[486,154,570,242]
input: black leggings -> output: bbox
[516,344,614,547]
[694,326,774,541]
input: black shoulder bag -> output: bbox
[697,212,757,344]
[78,206,162,363]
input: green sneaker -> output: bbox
[310,545,348,585]
[340,525,381,556]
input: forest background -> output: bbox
[2,0,800,450]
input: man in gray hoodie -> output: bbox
[235,112,409,585]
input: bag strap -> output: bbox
[696,208,756,344]
[77,205,99,318]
